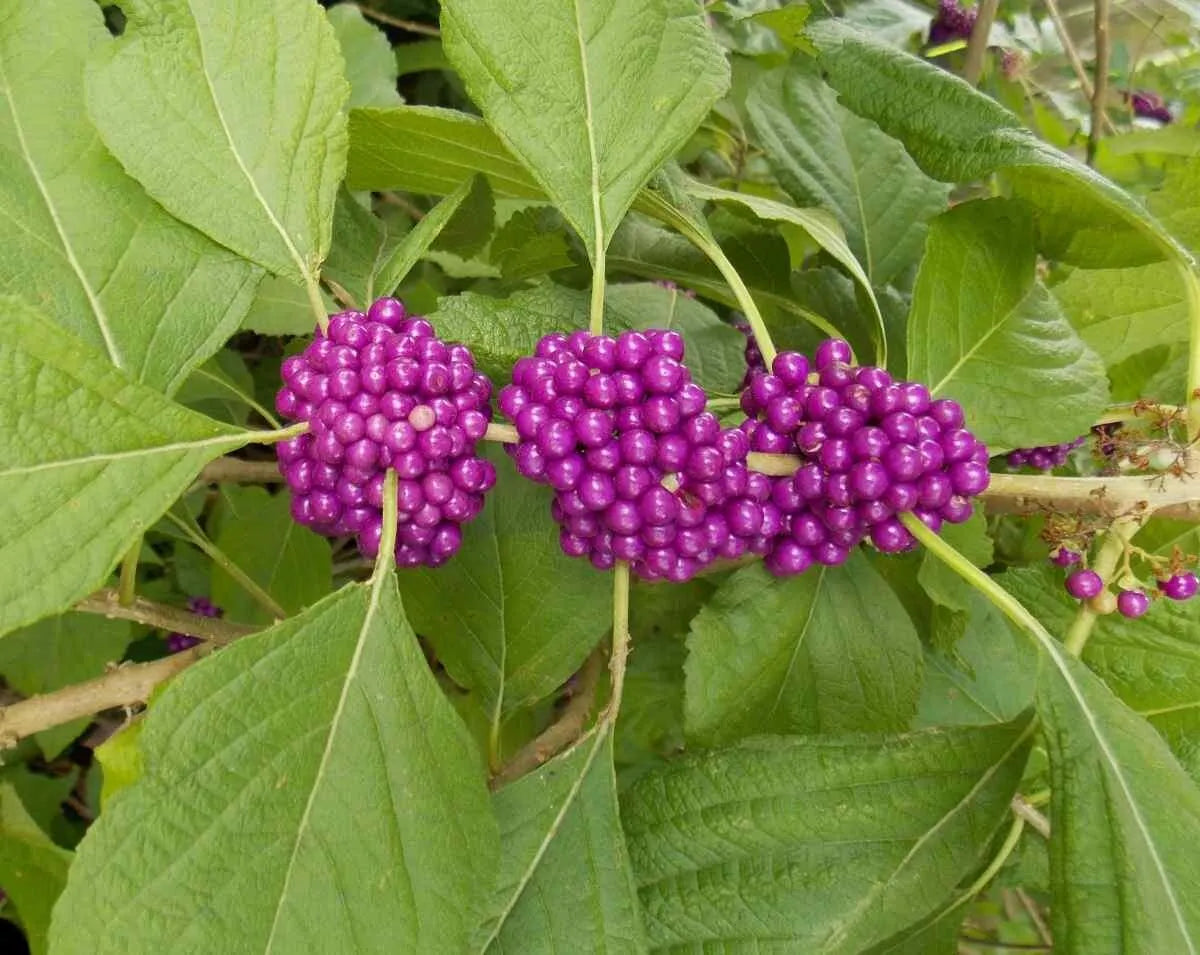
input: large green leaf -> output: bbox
[441,0,728,261]
[50,568,499,952]
[0,784,72,955]
[745,64,949,287]
[0,300,260,637]
[908,199,1109,449]
[397,448,609,727]
[0,0,261,393]
[327,2,402,109]
[347,105,545,198]
[482,733,647,952]
[807,20,1189,270]
[211,486,332,625]
[684,556,922,746]
[86,0,349,287]
[622,719,1033,952]
[0,612,132,758]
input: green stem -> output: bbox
[191,367,282,429]
[373,469,399,582]
[589,245,607,337]
[1181,263,1200,443]
[117,537,141,607]
[1062,518,1138,656]
[165,511,288,621]
[604,562,632,722]
[253,421,311,445]
[305,273,329,335]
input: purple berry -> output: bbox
[1066,569,1104,600]
[1051,548,1081,567]
[1117,589,1150,618]
[1160,573,1198,601]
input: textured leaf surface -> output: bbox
[0,300,254,637]
[908,199,1109,448]
[622,720,1033,952]
[0,0,260,392]
[240,275,329,336]
[745,65,949,286]
[397,448,608,720]
[441,0,728,258]
[808,20,1188,270]
[211,486,332,625]
[0,612,132,757]
[0,784,72,955]
[917,511,994,612]
[347,106,543,197]
[50,573,498,954]
[327,3,402,108]
[483,733,647,952]
[86,0,349,284]
[685,556,922,746]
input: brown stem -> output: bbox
[199,458,283,484]
[490,649,604,790]
[1044,0,1117,135]
[0,649,205,749]
[356,5,440,36]
[75,588,257,645]
[1011,794,1051,838]
[962,0,1000,86]
[1088,0,1111,165]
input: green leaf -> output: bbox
[0,300,257,637]
[1038,649,1200,953]
[0,0,261,393]
[745,64,949,286]
[50,573,499,953]
[917,511,994,612]
[327,2,402,108]
[1051,261,1190,365]
[429,283,590,383]
[240,274,330,336]
[490,206,575,281]
[441,0,728,260]
[395,38,449,76]
[175,350,259,426]
[397,447,609,722]
[807,20,1189,270]
[0,784,72,955]
[482,733,647,951]
[86,0,349,287]
[606,283,746,394]
[684,554,923,746]
[908,199,1109,449]
[431,173,495,259]
[94,720,144,810]
[347,105,543,198]
[615,636,687,771]
[210,486,332,625]
[622,718,1034,952]
[0,613,132,758]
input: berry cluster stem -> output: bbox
[75,588,256,644]
[588,245,608,337]
[1063,517,1140,656]
[305,274,329,335]
[1181,264,1200,443]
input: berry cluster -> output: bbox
[928,0,976,44]
[166,596,222,653]
[1006,436,1086,471]
[275,298,496,567]
[499,330,781,582]
[1065,563,1198,619]
[1129,91,1173,124]
[740,340,990,575]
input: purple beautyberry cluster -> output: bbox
[928,0,977,44]
[1063,560,1198,618]
[734,319,765,388]
[275,298,496,568]
[1130,91,1173,124]
[166,596,221,652]
[499,330,781,582]
[1006,436,1086,471]
[740,340,990,575]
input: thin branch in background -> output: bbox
[1011,793,1052,838]
[199,457,283,484]
[490,649,604,789]
[1087,0,1111,165]
[75,588,258,645]
[963,0,1000,86]
[1015,886,1054,945]
[356,5,440,37]
[1043,0,1117,135]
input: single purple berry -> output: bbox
[1117,590,1150,618]
[1066,569,1104,600]
[1160,573,1199,601]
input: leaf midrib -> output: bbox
[571,0,605,262]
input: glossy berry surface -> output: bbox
[740,340,989,575]
[928,0,976,43]
[1006,436,1086,471]
[166,596,221,653]
[275,298,496,567]
[1160,572,1199,601]
[1051,548,1081,567]
[734,319,765,387]
[1065,569,1104,600]
[1117,589,1150,618]
[500,330,777,582]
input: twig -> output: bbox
[963,0,1000,86]
[1015,886,1054,945]
[1088,0,1111,165]
[74,588,257,646]
[490,650,604,789]
[0,649,205,749]
[199,457,283,484]
[357,5,440,36]
[1011,793,1052,838]
[1044,0,1117,135]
